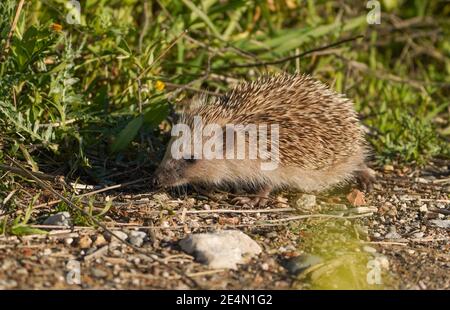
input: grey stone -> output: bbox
[384,231,402,239]
[282,254,323,275]
[430,219,450,229]
[385,226,401,239]
[43,212,71,227]
[111,231,128,241]
[91,268,108,278]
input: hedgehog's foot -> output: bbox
[355,165,376,192]
[232,186,272,207]
[192,185,226,202]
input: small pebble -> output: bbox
[384,231,402,239]
[363,246,377,254]
[16,268,28,276]
[419,205,428,213]
[347,189,366,206]
[129,231,147,247]
[429,219,450,229]
[43,212,72,227]
[91,268,108,278]
[78,235,93,249]
[94,235,108,247]
[42,248,52,256]
[412,232,424,239]
[349,206,377,214]
[374,255,390,270]
[282,254,323,275]
[153,193,170,202]
[383,164,394,172]
[296,194,317,210]
[415,177,429,184]
[64,238,74,246]
[111,231,128,241]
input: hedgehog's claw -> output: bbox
[232,196,268,207]
[232,196,254,206]
[356,166,376,192]
[231,186,271,207]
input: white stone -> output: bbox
[374,255,389,270]
[129,231,147,247]
[430,219,450,229]
[412,232,424,239]
[296,194,317,210]
[419,205,428,212]
[363,246,377,254]
[64,238,74,246]
[179,230,262,269]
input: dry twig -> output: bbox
[5,156,200,288]
[213,35,364,70]
[0,0,25,61]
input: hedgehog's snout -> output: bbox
[153,157,190,189]
[152,165,175,189]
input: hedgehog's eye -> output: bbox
[184,156,196,164]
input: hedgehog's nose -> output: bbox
[151,176,160,189]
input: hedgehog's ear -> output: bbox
[189,93,209,110]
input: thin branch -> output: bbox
[138,0,151,53]
[266,212,374,223]
[39,118,78,128]
[183,207,295,215]
[213,35,364,70]
[78,177,153,197]
[164,82,221,97]
[26,177,155,210]
[0,0,25,62]
[0,163,58,181]
[137,29,188,80]
[363,241,408,246]
[5,155,200,289]
[28,222,289,230]
[28,211,373,231]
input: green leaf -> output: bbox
[143,101,169,126]
[181,0,223,39]
[22,193,40,225]
[10,225,48,236]
[117,37,132,57]
[96,198,113,217]
[268,22,339,56]
[110,116,144,153]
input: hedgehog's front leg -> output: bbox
[355,164,376,192]
[232,185,272,207]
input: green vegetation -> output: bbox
[0,1,449,232]
[292,220,391,289]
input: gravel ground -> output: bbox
[0,160,448,290]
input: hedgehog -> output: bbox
[153,73,373,206]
